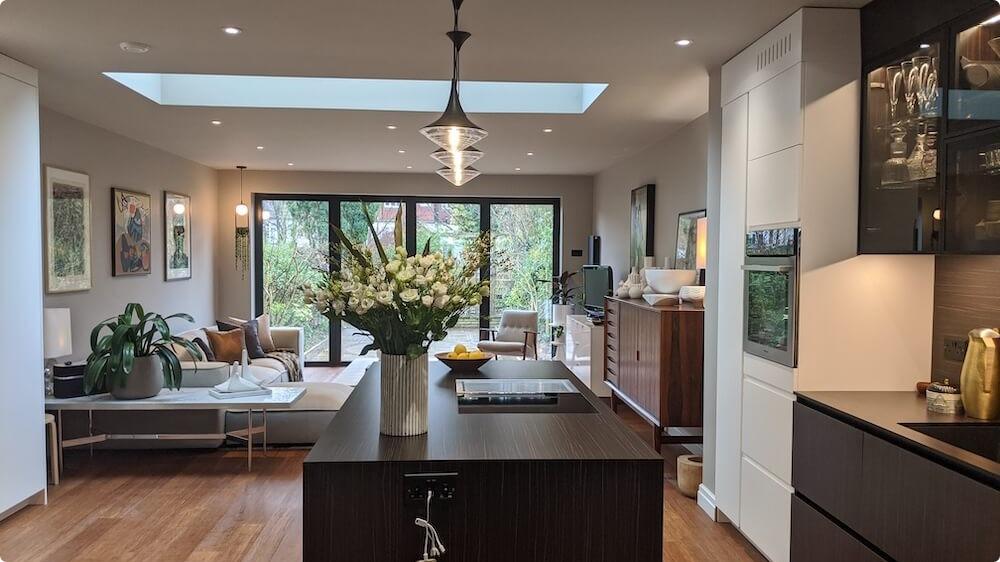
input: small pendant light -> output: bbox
[436,166,480,187]
[235,165,249,217]
[430,146,483,169]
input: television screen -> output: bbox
[582,265,612,312]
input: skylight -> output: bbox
[103,73,608,114]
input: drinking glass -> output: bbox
[901,60,918,117]
[886,65,904,123]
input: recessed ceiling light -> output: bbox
[256,145,264,150]
[386,125,398,130]
[287,162,295,166]
[406,165,413,169]
[543,128,553,133]
[526,152,534,156]
[222,26,243,36]
[210,120,222,126]
[397,149,406,154]
[515,167,521,171]
[920,43,931,49]
[675,39,692,47]
[119,41,151,54]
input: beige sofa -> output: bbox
[174,325,305,386]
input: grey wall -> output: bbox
[592,114,710,283]
[701,67,722,496]
[214,170,594,320]
[41,109,218,361]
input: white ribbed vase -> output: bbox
[379,353,429,436]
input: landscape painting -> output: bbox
[45,166,92,293]
[629,184,655,271]
[674,209,706,270]
[111,188,152,276]
[164,192,192,281]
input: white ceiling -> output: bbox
[0,0,869,175]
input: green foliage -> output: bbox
[85,303,201,393]
[52,189,87,276]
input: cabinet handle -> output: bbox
[636,349,640,361]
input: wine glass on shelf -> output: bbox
[902,60,918,118]
[886,65,904,125]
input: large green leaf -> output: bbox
[332,224,370,268]
[360,202,388,264]
[393,206,403,250]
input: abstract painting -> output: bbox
[164,192,192,280]
[629,184,655,272]
[44,166,92,293]
[674,209,706,270]
[111,187,151,276]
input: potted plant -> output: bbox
[537,270,578,327]
[85,303,202,399]
[304,204,490,436]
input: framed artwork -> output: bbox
[111,187,152,276]
[44,166,92,293]
[674,209,707,270]
[629,184,655,271]
[164,192,192,281]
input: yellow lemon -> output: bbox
[453,344,467,355]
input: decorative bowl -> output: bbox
[678,285,706,304]
[645,269,698,294]
[643,293,679,306]
[434,352,495,373]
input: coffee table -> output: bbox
[44,387,306,471]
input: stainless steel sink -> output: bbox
[900,422,1000,463]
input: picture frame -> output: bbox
[629,184,655,271]
[44,166,92,293]
[674,209,706,270]
[164,192,192,281]
[111,187,152,276]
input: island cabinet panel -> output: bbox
[603,297,704,451]
[860,433,1000,562]
[790,496,885,562]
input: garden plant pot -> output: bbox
[110,355,164,400]
[379,353,429,436]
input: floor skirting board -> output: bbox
[698,484,718,521]
[0,488,46,523]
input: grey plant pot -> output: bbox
[111,355,164,400]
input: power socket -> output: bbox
[405,472,457,503]
[944,337,968,362]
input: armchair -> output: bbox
[478,310,539,360]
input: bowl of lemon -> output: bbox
[435,344,494,372]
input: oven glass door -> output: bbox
[744,261,797,367]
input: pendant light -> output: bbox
[235,165,249,216]
[430,146,483,169]
[421,0,487,186]
[436,166,480,187]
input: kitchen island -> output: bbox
[304,360,663,562]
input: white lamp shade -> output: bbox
[695,217,708,271]
[44,308,73,359]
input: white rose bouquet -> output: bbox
[304,205,490,359]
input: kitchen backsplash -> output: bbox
[932,255,1000,382]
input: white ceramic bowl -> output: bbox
[645,269,697,294]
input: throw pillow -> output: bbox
[206,328,244,363]
[193,337,215,362]
[216,319,267,360]
[228,314,276,353]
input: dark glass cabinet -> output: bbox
[860,3,1000,254]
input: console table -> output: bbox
[45,387,306,471]
[604,297,704,452]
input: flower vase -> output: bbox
[380,353,429,436]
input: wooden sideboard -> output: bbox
[604,297,704,451]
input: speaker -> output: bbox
[588,236,601,265]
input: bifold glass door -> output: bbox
[255,195,559,366]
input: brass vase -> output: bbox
[959,328,1000,420]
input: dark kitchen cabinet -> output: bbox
[859,2,1000,254]
[790,496,885,562]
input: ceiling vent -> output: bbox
[756,33,793,72]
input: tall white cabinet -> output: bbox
[715,9,861,561]
[0,54,45,520]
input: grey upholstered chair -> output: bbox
[478,310,538,360]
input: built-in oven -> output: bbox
[742,227,799,368]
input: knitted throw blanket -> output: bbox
[267,350,302,382]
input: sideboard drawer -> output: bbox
[791,495,884,562]
[792,403,863,531]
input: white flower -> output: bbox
[332,300,345,314]
[375,291,393,305]
[395,246,407,258]
[469,294,481,305]
[414,275,428,287]
[452,295,465,305]
[434,294,451,308]
[396,267,415,282]
[479,283,490,296]
[421,295,434,307]
[348,296,359,309]
[431,282,448,295]
[419,255,436,268]
[360,297,375,312]
[400,288,419,303]
[386,260,401,274]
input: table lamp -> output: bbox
[44,308,72,396]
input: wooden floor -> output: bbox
[0,376,763,562]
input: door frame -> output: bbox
[254,193,561,367]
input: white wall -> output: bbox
[41,109,218,359]
[0,54,45,519]
[592,115,709,282]
[214,170,594,320]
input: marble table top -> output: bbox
[45,387,306,410]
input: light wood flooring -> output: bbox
[0,367,763,561]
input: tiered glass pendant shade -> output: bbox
[430,146,483,169]
[436,166,480,187]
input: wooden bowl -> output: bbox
[434,352,495,373]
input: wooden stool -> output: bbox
[44,413,59,485]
